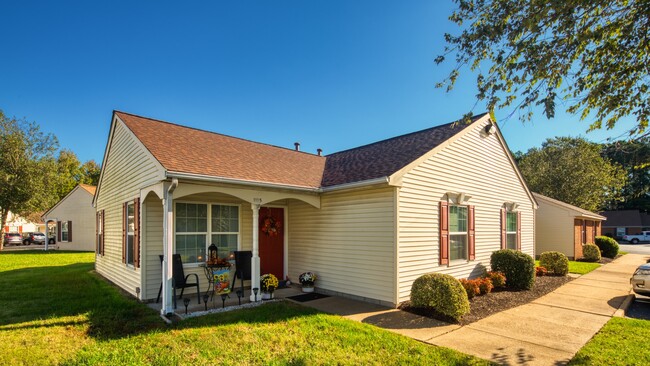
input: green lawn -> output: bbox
[569,317,650,365]
[0,251,489,365]
[535,260,601,275]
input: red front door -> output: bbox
[259,207,284,280]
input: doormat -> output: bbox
[286,293,330,302]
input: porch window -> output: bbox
[211,205,239,258]
[175,203,208,264]
[61,221,69,242]
[506,212,517,249]
[449,205,468,261]
[126,202,135,265]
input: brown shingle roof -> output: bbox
[115,111,488,190]
[116,111,326,189]
[321,115,485,187]
[533,193,605,220]
[600,210,644,227]
[79,184,97,195]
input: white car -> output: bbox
[631,263,650,296]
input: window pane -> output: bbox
[449,205,467,232]
[212,205,239,233]
[176,203,207,233]
[127,235,134,265]
[450,234,467,260]
[175,234,206,264]
[507,212,517,232]
[211,234,238,258]
[127,203,135,234]
[507,233,517,250]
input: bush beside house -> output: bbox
[539,251,569,276]
[490,249,536,290]
[410,273,469,322]
[595,236,620,258]
[582,244,601,262]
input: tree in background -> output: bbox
[437,1,649,137]
[0,110,58,249]
[80,160,101,186]
[601,138,650,210]
[517,137,626,212]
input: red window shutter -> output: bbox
[500,208,506,249]
[100,210,105,256]
[95,212,99,254]
[439,201,449,265]
[516,211,522,251]
[122,202,127,263]
[468,205,475,260]
[57,221,62,242]
[134,198,140,268]
[67,221,72,242]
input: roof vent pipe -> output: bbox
[294,142,300,151]
[317,148,323,156]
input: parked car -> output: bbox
[631,263,650,296]
[22,232,46,245]
[3,232,23,246]
[622,231,650,244]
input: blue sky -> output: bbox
[0,1,636,163]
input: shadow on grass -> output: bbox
[0,260,321,341]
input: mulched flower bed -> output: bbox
[399,275,573,325]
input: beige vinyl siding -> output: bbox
[95,119,165,298]
[396,120,535,303]
[142,193,163,300]
[535,199,574,257]
[47,187,96,251]
[288,187,395,305]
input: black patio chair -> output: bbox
[230,250,252,293]
[156,254,201,308]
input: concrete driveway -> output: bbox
[619,242,650,255]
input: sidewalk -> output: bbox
[297,253,649,366]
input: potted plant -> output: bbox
[260,273,279,300]
[299,272,317,293]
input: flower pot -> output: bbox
[302,286,314,293]
[261,292,274,300]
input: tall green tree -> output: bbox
[0,110,58,249]
[437,0,649,136]
[601,138,650,210]
[54,149,83,200]
[80,160,101,186]
[518,137,626,212]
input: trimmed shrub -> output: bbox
[410,273,470,321]
[485,271,506,288]
[478,278,494,295]
[582,243,601,262]
[539,251,569,276]
[536,266,548,276]
[595,236,619,258]
[459,279,480,299]
[490,249,536,290]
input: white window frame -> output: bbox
[174,201,241,266]
[96,212,102,255]
[126,202,135,266]
[449,204,468,261]
[61,221,69,242]
[506,211,518,250]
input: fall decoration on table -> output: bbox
[260,208,282,236]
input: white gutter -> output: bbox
[161,178,178,316]
[166,171,320,193]
[321,176,391,192]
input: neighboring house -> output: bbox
[94,111,537,314]
[533,193,605,259]
[2,211,44,234]
[42,184,97,251]
[600,210,650,239]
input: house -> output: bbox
[42,184,97,251]
[600,210,650,239]
[533,193,605,259]
[94,111,537,314]
[3,211,45,234]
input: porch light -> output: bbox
[183,298,190,314]
[202,294,210,311]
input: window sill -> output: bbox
[448,259,470,266]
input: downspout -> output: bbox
[161,178,178,316]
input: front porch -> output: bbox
[140,179,321,315]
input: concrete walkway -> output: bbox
[297,254,649,366]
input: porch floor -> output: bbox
[148,284,303,315]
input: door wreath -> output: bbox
[260,208,282,236]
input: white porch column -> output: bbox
[161,179,178,315]
[250,201,261,301]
